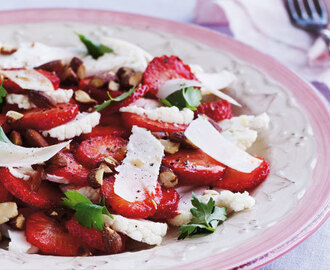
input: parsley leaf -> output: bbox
[0,127,12,144]
[94,86,136,112]
[0,78,8,106]
[161,87,202,111]
[61,190,113,230]
[178,193,227,240]
[75,32,113,59]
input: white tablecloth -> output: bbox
[0,1,329,269]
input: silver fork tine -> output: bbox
[306,0,320,19]
[296,0,309,19]
[317,0,328,19]
[287,0,300,21]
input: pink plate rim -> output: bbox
[0,8,329,270]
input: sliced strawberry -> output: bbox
[26,211,87,256]
[11,103,79,131]
[75,135,127,168]
[66,217,125,254]
[142,55,198,96]
[0,181,13,203]
[36,69,60,89]
[162,150,226,186]
[151,187,179,220]
[46,152,89,186]
[1,77,23,94]
[0,114,11,133]
[101,177,162,219]
[79,125,130,141]
[0,168,62,208]
[196,99,233,121]
[212,158,270,192]
[122,112,187,133]
[102,85,149,115]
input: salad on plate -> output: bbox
[0,33,270,256]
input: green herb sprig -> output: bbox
[94,86,136,112]
[0,78,8,107]
[161,87,202,111]
[61,190,113,230]
[75,32,113,59]
[178,193,227,240]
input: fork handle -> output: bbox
[320,29,330,54]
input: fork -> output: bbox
[286,0,330,53]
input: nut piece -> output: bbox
[102,226,125,254]
[36,60,65,75]
[104,156,119,168]
[9,130,23,146]
[9,213,25,230]
[47,152,67,167]
[69,57,86,79]
[29,166,46,192]
[117,67,142,88]
[89,76,106,88]
[108,80,120,91]
[158,166,178,188]
[6,110,24,124]
[152,131,168,140]
[74,90,97,104]
[169,131,185,143]
[98,162,113,174]
[88,167,105,189]
[23,129,49,147]
[60,67,78,84]
[159,139,180,154]
[0,202,18,225]
[27,90,56,108]
[0,46,18,55]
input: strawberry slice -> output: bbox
[0,168,62,208]
[162,150,226,186]
[79,125,130,141]
[151,187,179,220]
[75,135,127,168]
[102,85,149,115]
[46,152,89,186]
[142,55,198,96]
[121,112,187,133]
[101,177,162,219]
[0,181,13,203]
[11,103,79,131]
[196,99,233,122]
[66,217,125,254]
[26,211,87,256]
[212,158,270,192]
[35,69,60,90]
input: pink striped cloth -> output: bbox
[193,0,330,100]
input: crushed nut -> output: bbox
[74,90,97,104]
[29,166,46,192]
[104,156,119,168]
[117,67,142,88]
[60,67,78,84]
[6,110,24,124]
[23,129,49,147]
[108,80,120,91]
[102,226,125,254]
[98,162,112,174]
[88,167,105,189]
[69,57,86,79]
[9,213,25,230]
[27,90,56,108]
[9,130,23,146]
[0,202,18,225]
[159,139,180,154]
[152,131,169,140]
[89,76,105,88]
[158,166,178,188]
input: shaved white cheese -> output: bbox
[8,166,36,181]
[114,126,164,202]
[84,37,152,76]
[0,225,39,254]
[0,69,54,91]
[157,78,202,99]
[219,113,270,150]
[184,117,262,173]
[0,140,71,167]
[46,174,70,184]
[6,94,35,109]
[60,185,101,203]
[6,89,73,110]
[131,98,161,109]
[103,214,167,245]
[0,42,80,69]
[120,105,194,125]
[42,112,100,141]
